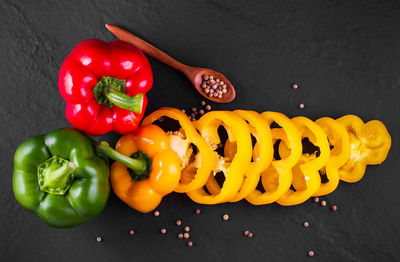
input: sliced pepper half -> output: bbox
[336,115,391,183]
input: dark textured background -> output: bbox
[1,0,399,261]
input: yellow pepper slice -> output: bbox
[246,112,302,205]
[142,107,217,193]
[336,115,391,182]
[277,117,330,205]
[186,111,252,204]
[313,117,350,196]
[205,110,273,202]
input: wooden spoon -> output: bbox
[105,24,235,103]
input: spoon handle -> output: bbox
[106,24,189,73]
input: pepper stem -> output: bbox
[96,141,152,181]
[106,91,143,113]
[37,155,76,195]
[92,76,143,113]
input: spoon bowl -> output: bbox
[187,67,235,103]
[106,24,236,103]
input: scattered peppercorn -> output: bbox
[321,200,327,207]
[96,236,102,242]
[160,228,167,234]
[205,105,211,111]
[178,233,183,239]
[222,214,229,221]
[244,230,249,236]
[154,210,160,216]
[183,232,190,239]
[308,251,315,257]
[201,101,206,106]
[303,222,309,228]
[191,107,197,112]
[195,208,201,214]
[299,103,305,109]
[331,205,338,211]
[199,109,205,115]
[313,197,319,203]
[292,84,298,89]
[187,241,193,247]
[184,226,190,232]
[176,220,182,226]
[247,232,253,238]
[129,230,135,235]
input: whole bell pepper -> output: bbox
[97,124,181,213]
[58,39,153,136]
[13,128,110,228]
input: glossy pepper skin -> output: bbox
[109,125,181,213]
[58,39,153,136]
[13,128,110,227]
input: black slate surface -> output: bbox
[1,0,400,261]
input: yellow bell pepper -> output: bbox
[125,107,392,208]
[246,112,302,205]
[313,117,350,196]
[206,110,274,202]
[276,117,330,205]
[186,111,252,204]
[336,115,391,182]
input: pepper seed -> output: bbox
[96,236,102,242]
[292,84,298,89]
[222,214,229,221]
[154,210,160,216]
[313,197,319,203]
[178,233,183,239]
[244,230,249,236]
[160,228,167,234]
[187,241,193,247]
[183,232,190,239]
[202,74,209,81]
[299,103,305,109]
[321,200,327,207]
[129,230,135,235]
[184,226,190,232]
[176,220,182,226]
[205,105,211,111]
[201,100,206,106]
[331,205,338,211]
[303,222,309,228]
[308,251,315,257]
[247,232,253,238]
[195,208,201,214]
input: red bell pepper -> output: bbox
[58,39,153,136]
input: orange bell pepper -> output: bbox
[98,124,181,213]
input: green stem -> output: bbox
[92,76,143,113]
[37,155,76,195]
[96,141,152,181]
[105,91,143,113]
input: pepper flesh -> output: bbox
[110,125,181,213]
[13,128,110,227]
[58,39,153,136]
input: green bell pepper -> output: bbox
[13,128,110,228]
